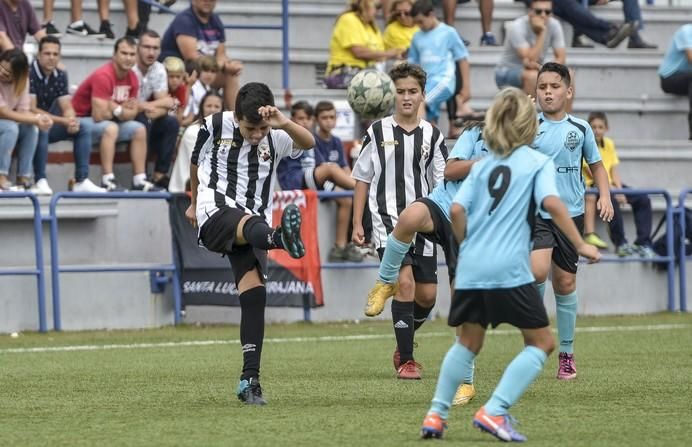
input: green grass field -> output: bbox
[2,313,691,446]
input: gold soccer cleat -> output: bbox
[364,281,398,317]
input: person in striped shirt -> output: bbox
[352,62,446,380]
[187,82,314,406]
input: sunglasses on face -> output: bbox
[532,8,552,16]
[394,10,411,17]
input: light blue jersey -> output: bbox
[658,24,692,78]
[408,23,468,92]
[453,146,559,289]
[427,126,487,221]
[532,113,600,218]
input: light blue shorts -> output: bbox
[425,80,455,123]
[80,118,145,145]
[495,65,523,89]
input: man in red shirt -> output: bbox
[72,36,159,191]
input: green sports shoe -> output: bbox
[584,233,609,249]
[280,204,305,259]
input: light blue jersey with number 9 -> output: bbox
[452,146,559,289]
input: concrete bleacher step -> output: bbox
[37,1,689,51]
[0,196,119,220]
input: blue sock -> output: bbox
[429,342,475,420]
[536,281,546,300]
[484,346,548,416]
[378,234,410,284]
[455,336,475,384]
[555,291,578,354]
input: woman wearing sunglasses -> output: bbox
[383,0,419,59]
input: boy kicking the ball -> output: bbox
[186,82,315,405]
[352,62,447,380]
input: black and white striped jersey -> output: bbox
[191,111,299,229]
[351,116,447,254]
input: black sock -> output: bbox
[242,215,283,250]
[391,299,415,364]
[239,286,266,381]
[413,302,434,331]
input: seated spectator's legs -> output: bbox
[119,122,148,181]
[583,193,598,236]
[148,115,180,181]
[660,72,692,139]
[85,119,119,176]
[335,195,353,249]
[552,0,611,45]
[623,185,653,248]
[313,163,356,190]
[34,128,50,183]
[0,119,21,186]
[494,65,523,89]
[72,119,94,183]
[621,0,642,30]
[607,191,628,248]
[16,124,39,186]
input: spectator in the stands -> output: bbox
[29,36,105,195]
[134,30,180,189]
[0,49,46,191]
[324,0,401,89]
[0,0,46,52]
[495,0,565,95]
[551,0,634,49]
[383,0,418,57]
[571,0,656,49]
[168,89,223,193]
[96,0,144,39]
[182,55,217,126]
[160,0,243,110]
[40,0,104,38]
[659,24,692,140]
[71,37,157,192]
[163,56,188,126]
[409,0,471,136]
[137,0,178,35]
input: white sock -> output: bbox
[70,20,84,28]
[133,173,147,186]
[102,173,115,184]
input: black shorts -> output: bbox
[532,215,584,274]
[376,247,438,284]
[199,207,268,286]
[449,284,550,329]
[417,198,458,284]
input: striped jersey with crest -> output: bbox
[191,111,299,229]
[351,116,447,255]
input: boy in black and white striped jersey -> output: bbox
[186,82,314,405]
[351,62,447,380]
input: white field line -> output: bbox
[1,323,689,355]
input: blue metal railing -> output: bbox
[319,189,678,311]
[140,0,290,90]
[48,192,182,331]
[678,188,691,312]
[0,192,47,332]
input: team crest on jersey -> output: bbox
[564,131,580,152]
[421,143,431,160]
[258,143,271,162]
[380,140,398,148]
[218,138,233,154]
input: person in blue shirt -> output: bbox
[408,0,471,135]
[419,87,600,442]
[531,62,613,381]
[367,120,486,402]
[658,24,692,140]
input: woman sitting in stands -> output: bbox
[383,0,418,59]
[0,49,52,191]
[168,90,224,193]
[324,0,402,89]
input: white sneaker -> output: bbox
[72,178,107,193]
[30,178,53,195]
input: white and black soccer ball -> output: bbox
[347,69,396,119]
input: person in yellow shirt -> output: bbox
[325,0,402,89]
[383,0,419,56]
[583,112,655,257]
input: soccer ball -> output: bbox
[347,69,396,119]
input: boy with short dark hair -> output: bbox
[187,81,315,406]
[352,62,446,380]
